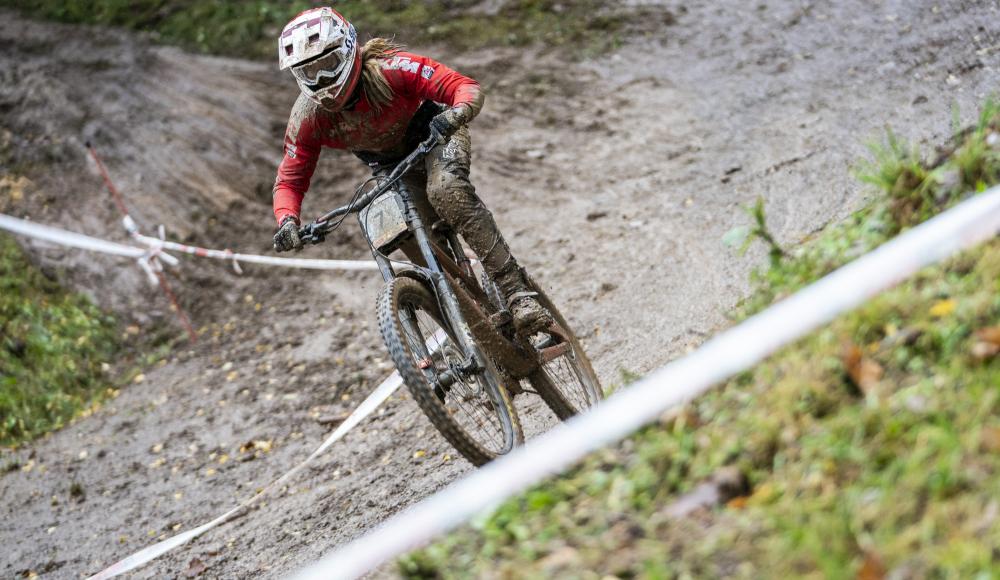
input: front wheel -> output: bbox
[377,277,523,466]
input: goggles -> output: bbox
[291,49,347,91]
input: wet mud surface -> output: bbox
[2,1,999,577]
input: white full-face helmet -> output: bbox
[278,7,361,111]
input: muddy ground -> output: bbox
[2,1,998,577]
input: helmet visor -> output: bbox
[292,49,346,90]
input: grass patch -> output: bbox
[398,103,1000,577]
[0,0,640,58]
[0,233,119,447]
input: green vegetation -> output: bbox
[399,105,1000,577]
[0,0,635,58]
[0,234,119,447]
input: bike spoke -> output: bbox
[540,346,593,413]
[406,304,507,454]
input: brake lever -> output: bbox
[298,221,326,245]
[422,129,446,152]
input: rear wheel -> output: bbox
[377,277,523,466]
[525,278,603,419]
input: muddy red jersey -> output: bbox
[272,51,482,224]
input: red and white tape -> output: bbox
[289,187,1000,580]
[0,213,378,272]
[0,214,153,261]
[86,330,445,579]
[122,216,378,272]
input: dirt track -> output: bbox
[2,1,998,577]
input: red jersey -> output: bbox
[272,51,482,224]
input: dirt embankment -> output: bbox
[2,1,998,578]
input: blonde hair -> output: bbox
[360,38,403,111]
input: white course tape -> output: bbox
[0,214,147,258]
[290,188,1000,580]
[88,330,447,579]
[134,233,380,272]
[123,217,379,272]
[0,213,378,273]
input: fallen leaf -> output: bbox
[726,496,749,509]
[975,326,1000,345]
[204,468,217,477]
[133,373,146,384]
[748,482,776,505]
[857,551,886,580]
[972,326,1000,360]
[253,440,273,453]
[413,450,426,459]
[183,557,207,578]
[217,454,229,465]
[981,427,1000,453]
[929,298,956,318]
[842,343,884,394]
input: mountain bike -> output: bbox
[298,131,602,466]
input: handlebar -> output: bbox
[298,131,445,245]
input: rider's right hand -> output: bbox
[273,216,303,252]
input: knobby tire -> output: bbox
[377,277,522,466]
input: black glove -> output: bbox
[273,217,303,252]
[430,106,468,139]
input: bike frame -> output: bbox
[300,133,491,382]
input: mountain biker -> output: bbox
[270,7,552,336]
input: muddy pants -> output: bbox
[398,127,519,282]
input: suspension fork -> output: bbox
[396,180,485,373]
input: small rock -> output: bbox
[317,413,349,427]
[972,341,1000,360]
[538,546,580,571]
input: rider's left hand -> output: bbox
[430,106,467,139]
